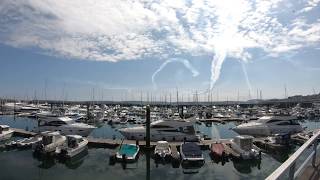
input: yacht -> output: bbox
[118,119,200,142]
[0,125,14,141]
[232,116,303,136]
[37,115,96,137]
[58,135,88,158]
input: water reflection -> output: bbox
[231,158,261,174]
[265,148,295,163]
[59,149,88,169]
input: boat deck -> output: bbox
[11,128,37,137]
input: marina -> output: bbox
[0,101,320,179]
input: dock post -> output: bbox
[145,105,151,180]
[146,105,150,148]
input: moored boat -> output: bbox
[33,131,67,155]
[0,125,14,141]
[180,142,205,168]
[16,136,42,148]
[116,144,140,162]
[229,135,261,160]
[210,142,226,158]
[154,141,171,159]
[58,135,88,158]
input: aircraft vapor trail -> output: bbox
[210,49,227,90]
[152,58,199,89]
[241,62,253,95]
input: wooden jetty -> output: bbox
[87,137,222,149]
[11,128,37,137]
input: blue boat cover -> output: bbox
[181,142,202,157]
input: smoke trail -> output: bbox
[210,49,227,90]
[152,58,199,89]
[241,62,253,95]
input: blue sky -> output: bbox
[0,0,319,101]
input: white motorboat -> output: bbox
[232,116,303,136]
[154,141,171,159]
[119,119,200,142]
[16,136,42,148]
[33,131,67,155]
[0,125,14,141]
[58,135,88,158]
[37,115,96,137]
[229,135,260,160]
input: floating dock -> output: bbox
[11,128,37,137]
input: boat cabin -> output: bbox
[66,135,84,148]
[41,131,62,145]
[234,135,254,151]
[0,125,10,134]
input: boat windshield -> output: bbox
[42,136,53,145]
[156,143,169,150]
[68,138,78,148]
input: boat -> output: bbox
[33,131,67,155]
[180,142,205,168]
[58,135,88,158]
[210,142,226,158]
[118,119,200,142]
[232,116,303,136]
[0,125,14,141]
[154,141,171,159]
[37,115,96,137]
[16,136,42,148]
[229,135,260,160]
[115,144,140,162]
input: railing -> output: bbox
[266,130,320,180]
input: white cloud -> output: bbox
[0,0,319,88]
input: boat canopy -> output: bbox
[181,142,202,157]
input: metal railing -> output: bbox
[266,130,320,180]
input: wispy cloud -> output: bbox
[0,0,319,88]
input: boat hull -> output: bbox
[37,126,94,137]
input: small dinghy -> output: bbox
[116,144,139,162]
[210,142,225,158]
[16,136,42,149]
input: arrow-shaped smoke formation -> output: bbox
[152,58,199,89]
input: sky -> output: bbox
[0,0,319,101]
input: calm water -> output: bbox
[0,115,319,180]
